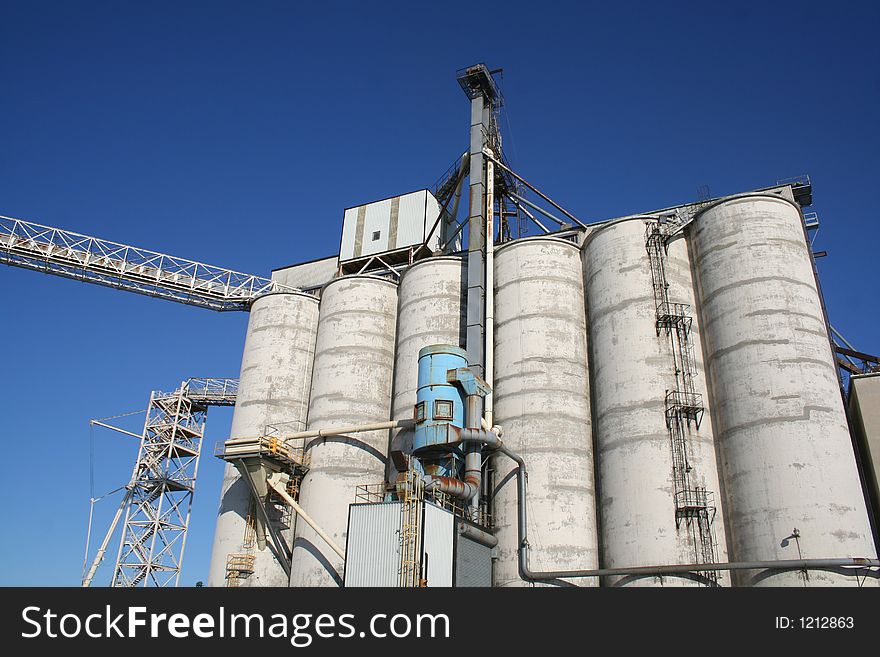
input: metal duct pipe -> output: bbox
[465,393,484,512]
[459,522,498,549]
[484,151,496,431]
[221,419,415,447]
[423,427,499,502]
[489,443,880,585]
[424,474,480,501]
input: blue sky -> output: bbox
[1,1,877,585]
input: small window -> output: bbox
[414,401,426,423]
[372,230,381,241]
[434,400,454,421]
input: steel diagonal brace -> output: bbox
[237,460,292,579]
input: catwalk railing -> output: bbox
[0,215,300,311]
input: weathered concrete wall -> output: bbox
[208,292,319,587]
[289,275,398,587]
[583,218,728,586]
[388,257,466,485]
[691,195,876,586]
[492,237,599,586]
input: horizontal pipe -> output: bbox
[488,443,880,585]
[459,522,498,548]
[524,557,880,581]
[424,474,479,500]
[223,419,414,447]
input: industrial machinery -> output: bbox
[4,64,880,588]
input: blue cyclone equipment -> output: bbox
[412,345,468,478]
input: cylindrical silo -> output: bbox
[289,275,398,587]
[583,218,728,587]
[492,237,599,586]
[388,256,466,484]
[207,291,319,587]
[690,194,877,586]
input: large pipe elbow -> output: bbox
[423,473,481,501]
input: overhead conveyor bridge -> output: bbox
[0,215,301,311]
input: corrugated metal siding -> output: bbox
[423,192,443,250]
[455,534,492,587]
[272,256,338,290]
[422,503,454,587]
[396,190,427,248]
[340,190,440,262]
[344,503,401,587]
[339,208,360,260]
[359,197,393,257]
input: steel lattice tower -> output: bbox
[110,379,236,587]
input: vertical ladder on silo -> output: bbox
[646,222,719,582]
[225,501,258,587]
[398,467,424,587]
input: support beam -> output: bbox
[89,420,142,440]
[267,474,345,561]
[482,150,586,228]
[508,191,567,227]
[237,462,292,579]
[505,196,550,234]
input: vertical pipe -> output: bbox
[466,94,487,377]
[485,152,495,429]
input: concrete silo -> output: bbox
[690,194,877,586]
[583,217,728,586]
[288,275,399,587]
[388,257,467,484]
[208,291,319,587]
[492,237,599,586]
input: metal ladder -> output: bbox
[398,467,424,587]
[646,222,718,581]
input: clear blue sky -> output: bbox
[1,1,877,585]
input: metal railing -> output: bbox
[0,215,301,311]
[181,378,238,406]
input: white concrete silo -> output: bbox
[288,275,399,587]
[388,256,467,484]
[583,217,728,586]
[492,237,599,586]
[690,194,877,586]
[207,291,319,587]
